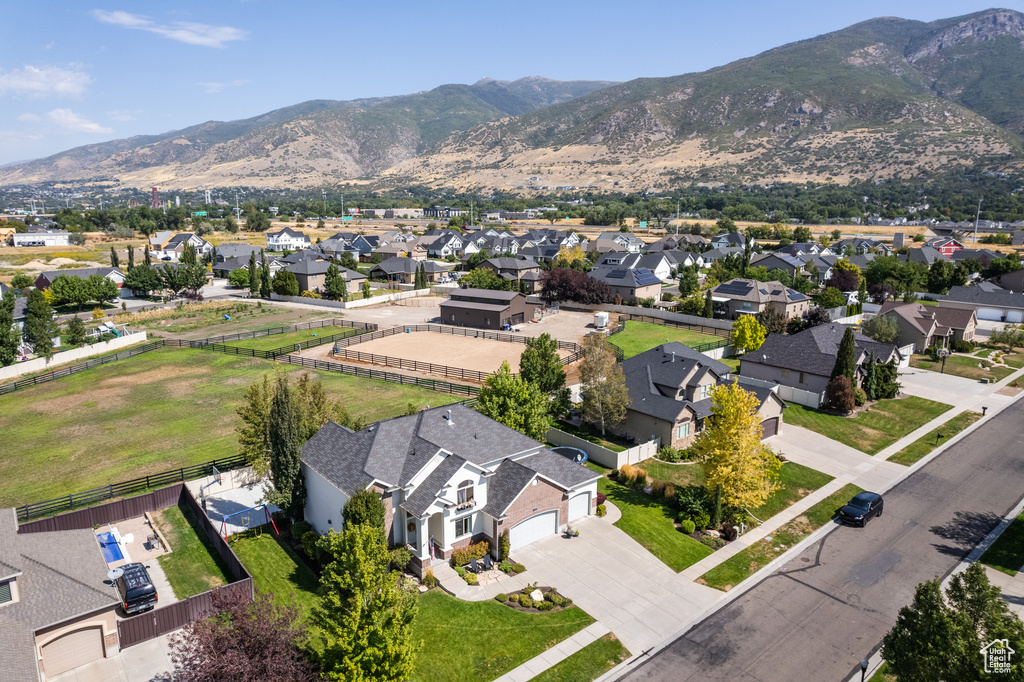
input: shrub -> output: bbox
[499,530,510,561]
[519,597,534,609]
[658,445,682,463]
[499,560,513,573]
[537,602,554,611]
[290,520,312,541]
[465,572,478,585]
[722,525,739,542]
[300,530,319,559]
[700,535,726,549]
[495,593,508,603]
[676,486,711,517]
[453,566,466,577]
[390,546,412,572]
[680,519,696,534]
[423,569,437,588]
[693,511,711,531]
[595,504,607,518]
[596,492,607,506]
[451,541,490,567]
[507,593,520,603]
[512,563,527,574]
[853,387,867,407]
[826,375,855,414]
[300,290,322,299]
[91,307,105,320]
[951,339,974,353]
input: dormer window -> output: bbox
[699,384,712,400]
[0,578,13,605]
[456,480,475,510]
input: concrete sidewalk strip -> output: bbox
[493,622,610,682]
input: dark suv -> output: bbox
[115,563,158,615]
[838,492,884,527]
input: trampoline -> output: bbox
[97,531,124,563]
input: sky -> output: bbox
[1,0,1021,166]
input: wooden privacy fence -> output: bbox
[116,580,254,649]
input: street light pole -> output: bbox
[677,199,680,235]
[860,657,869,682]
[322,190,327,217]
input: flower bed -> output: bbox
[495,585,574,612]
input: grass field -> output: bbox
[114,301,334,337]
[0,347,458,507]
[888,411,982,466]
[152,503,233,599]
[411,589,595,682]
[910,354,1015,382]
[232,532,320,618]
[609,320,724,359]
[698,484,863,591]
[532,633,630,682]
[980,512,1024,576]
[226,326,361,351]
[784,397,953,455]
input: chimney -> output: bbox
[445,409,454,427]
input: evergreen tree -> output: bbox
[260,257,272,299]
[863,351,877,401]
[831,327,857,384]
[0,291,21,366]
[342,489,387,532]
[703,289,714,318]
[267,375,305,519]
[127,245,135,272]
[248,252,259,297]
[144,245,152,267]
[66,316,87,347]
[110,245,119,269]
[857,276,867,305]
[519,333,569,415]
[210,243,218,267]
[23,289,58,360]
[678,266,699,298]
[181,242,198,267]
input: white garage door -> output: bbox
[978,307,1004,321]
[568,492,591,522]
[1007,310,1024,323]
[41,627,104,677]
[509,511,557,551]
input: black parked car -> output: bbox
[838,492,884,527]
[114,563,158,615]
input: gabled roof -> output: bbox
[286,259,332,275]
[622,344,731,421]
[903,246,948,266]
[712,278,808,304]
[371,257,444,274]
[752,253,805,271]
[744,324,899,377]
[943,285,1024,309]
[483,257,539,272]
[590,267,661,288]
[267,227,310,240]
[480,460,537,518]
[39,267,123,281]
[216,243,263,260]
[401,455,468,517]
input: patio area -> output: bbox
[201,482,280,538]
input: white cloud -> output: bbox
[107,109,141,121]
[197,79,247,93]
[18,113,42,122]
[0,65,92,97]
[92,10,246,48]
[43,41,54,50]
[45,109,113,134]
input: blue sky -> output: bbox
[0,0,1019,165]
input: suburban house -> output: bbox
[590,233,646,253]
[0,281,8,296]
[518,244,563,262]
[924,237,965,257]
[832,238,891,256]
[374,239,430,261]
[699,246,745,264]
[951,248,1003,273]
[902,246,949,266]
[301,405,601,574]
[285,260,366,294]
[938,285,1024,323]
[427,232,476,259]
[645,234,708,251]
[739,324,901,396]
[368,257,444,285]
[214,244,262,263]
[663,251,705,269]
[710,278,811,320]
[148,232,212,262]
[589,267,662,303]
[265,227,311,251]
[441,288,538,329]
[0,508,121,680]
[750,253,807,281]
[775,242,833,259]
[597,252,675,281]
[709,232,749,249]
[12,230,71,247]
[620,343,786,445]
[478,257,543,293]
[878,301,978,351]
[34,267,126,292]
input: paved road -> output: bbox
[623,400,1024,682]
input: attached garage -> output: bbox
[760,418,779,439]
[1008,310,1024,324]
[978,307,1004,321]
[568,492,591,522]
[41,626,104,677]
[509,510,557,551]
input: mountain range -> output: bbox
[3,8,1024,191]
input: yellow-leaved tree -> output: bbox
[730,315,767,354]
[691,381,781,510]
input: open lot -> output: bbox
[0,347,458,507]
[608,320,724,359]
[115,301,335,339]
[910,353,1015,383]
[226,325,362,351]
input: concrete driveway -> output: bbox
[48,633,173,682]
[898,365,990,406]
[512,512,721,655]
[765,425,904,491]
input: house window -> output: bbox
[0,579,11,605]
[699,384,711,400]
[781,369,790,379]
[457,480,475,507]
[799,372,807,384]
[455,516,473,537]
[676,422,691,439]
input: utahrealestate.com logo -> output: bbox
[982,639,1015,674]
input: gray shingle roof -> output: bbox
[400,455,467,517]
[286,259,331,275]
[515,450,601,490]
[372,257,444,275]
[40,267,123,282]
[450,288,521,302]
[743,324,899,377]
[479,460,537,518]
[944,286,1024,309]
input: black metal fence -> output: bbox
[166,327,368,360]
[0,341,167,396]
[15,454,247,522]
[194,317,376,345]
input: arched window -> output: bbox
[457,480,474,507]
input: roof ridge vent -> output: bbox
[445,409,454,427]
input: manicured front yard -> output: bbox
[784,397,954,455]
[888,411,982,466]
[532,633,630,682]
[698,484,863,591]
[152,502,233,599]
[980,512,1024,576]
[609,320,724,359]
[410,589,595,682]
[910,354,1015,382]
[0,347,458,507]
[226,325,362,351]
[598,477,713,572]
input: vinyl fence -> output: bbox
[735,375,824,409]
[546,427,659,470]
[0,331,149,382]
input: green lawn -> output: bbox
[980,512,1024,576]
[0,347,458,507]
[410,589,595,682]
[598,477,713,572]
[553,420,631,452]
[152,502,234,599]
[609,320,724,359]
[698,484,863,591]
[232,531,321,617]
[225,326,361,351]
[532,633,630,682]
[784,397,954,455]
[910,354,1015,382]
[1001,352,1024,369]
[718,357,741,372]
[888,411,983,466]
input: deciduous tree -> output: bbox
[817,286,847,310]
[463,268,506,291]
[730,315,767,353]
[754,307,787,335]
[477,361,550,441]
[124,265,161,296]
[860,315,900,343]
[0,291,20,366]
[579,334,630,436]
[85,274,119,305]
[991,324,1024,352]
[678,265,699,298]
[50,275,89,310]
[245,211,271,232]
[228,268,250,288]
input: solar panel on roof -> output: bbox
[759,288,769,295]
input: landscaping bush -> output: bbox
[423,569,437,588]
[657,445,682,463]
[680,519,696,534]
[465,572,478,585]
[700,535,726,549]
[926,345,940,362]
[596,492,607,506]
[450,541,490,567]
[390,546,412,572]
[499,529,510,561]
[537,602,554,611]
[596,504,607,518]
[952,339,974,353]
[495,593,508,603]
[693,511,711,531]
[300,530,319,559]
[508,593,520,603]
[499,559,513,573]
[617,463,649,487]
[676,486,712,518]
[853,387,867,407]
[519,597,534,609]
[453,566,466,577]
[290,520,312,541]
[512,563,527,574]
[721,525,739,542]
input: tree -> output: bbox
[539,268,613,304]
[553,245,588,271]
[248,252,259,297]
[692,382,782,509]
[793,226,812,242]
[477,361,550,440]
[272,269,300,297]
[180,242,198,267]
[678,265,700,298]
[362,280,372,299]
[817,286,846,310]
[260,258,272,299]
[860,315,900,343]
[144,245,152,267]
[754,307,787,335]
[325,263,348,300]
[110,245,119,269]
[927,259,956,294]
[315,524,419,682]
[23,288,57,360]
[127,245,135,272]
[245,211,271,232]
[462,268,506,291]
[990,324,1024,352]
[868,282,894,304]
[863,352,877,401]
[876,359,901,399]
[267,375,305,519]
[124,265,161,296]
[0,291,21,366]
[826,375,855,413]
[730,316,767,353]
[85,274,119,305]
[343,488,387,532]
[579,334,630,436]
[228,268,250,288]
[857,276,868,305]
[882,561,1024,681]
[170,588,320,682]
[66,316,87,347]
[224,215,238,233]
[10,274,32,291]
[519,333,571,415]
[161,263,206,300]
[831,327,857,384]
[703,289,714,318]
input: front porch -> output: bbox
[402,505,491,577]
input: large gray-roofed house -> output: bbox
[710,278,810,320]
[34,267,126,292]
[0,508,121,679]
[589,267,663,302]
[938,285,1024,322]
[215,243,262,263]
[301,404,601,572]
[368,257,444,284]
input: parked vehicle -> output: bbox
[114,562,158,614]
[838,492,884,527]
